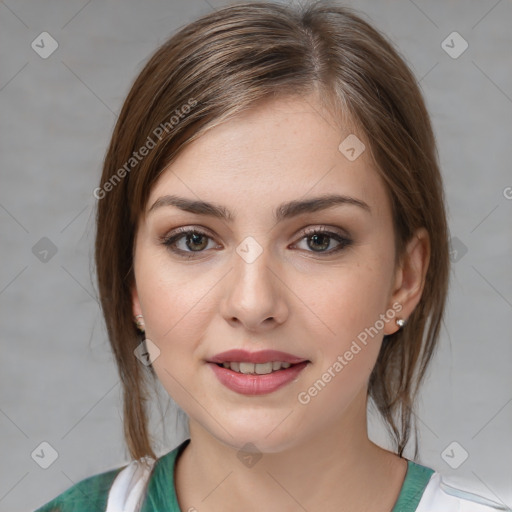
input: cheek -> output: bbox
[300,257,394,344]
[138,266,212,408]
[295,252,395,400]
[295,265,392,414]
[137,253,215,344]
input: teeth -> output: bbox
[255,362,273,375]
[220,361,295,374]
[239,362,255,374]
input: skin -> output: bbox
[131,93,430,512]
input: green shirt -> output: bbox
[34,439,434,512]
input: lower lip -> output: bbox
[208,362,308,395]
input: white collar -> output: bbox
[416,472,511,511]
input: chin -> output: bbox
[201,413,307,455]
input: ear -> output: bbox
[383,228,430,335]
[131,284,143,318]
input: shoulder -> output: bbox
[34,440,189,512]
[33,465,124,512]
[416,471,510,512]
[111,440,189,512]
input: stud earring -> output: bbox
[396,318,407,329]
[134,314,145,333]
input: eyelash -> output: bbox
[160,226,353,259]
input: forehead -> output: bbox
[146,96,391,222]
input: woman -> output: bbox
[35,1,508,511]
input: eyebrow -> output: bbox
[147,193,371,222]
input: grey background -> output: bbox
[1,0,511,511]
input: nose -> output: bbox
[220,244,289,333]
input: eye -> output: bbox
[161,226,352,259]
[294,227,352,254]
[161,227,218,258]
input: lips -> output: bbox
[207,349,310,395]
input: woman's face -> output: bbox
[132,95,421,452]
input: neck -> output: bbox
[174,392,407,512]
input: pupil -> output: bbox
[309,234,329,251]
[187,233,207,251]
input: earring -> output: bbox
[396,318,407,329]
[134,314,145,333]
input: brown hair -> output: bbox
[95,0,449,461]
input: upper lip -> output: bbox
[208,349,308,365]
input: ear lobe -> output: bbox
[384,228,430,335]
